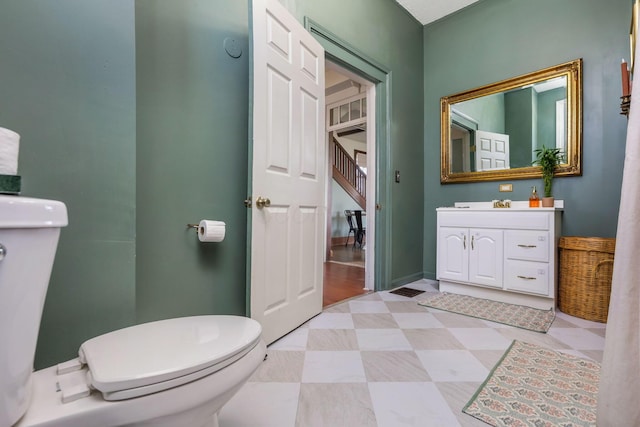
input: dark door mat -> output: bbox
[389,287,425,298]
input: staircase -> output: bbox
[331,137,366,209]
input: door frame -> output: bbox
[305,19,391,291]
[324,60,374,289]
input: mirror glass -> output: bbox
[441,59,582,183]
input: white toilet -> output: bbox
[0,195,266,427]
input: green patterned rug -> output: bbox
[463,340,600,427]
[417,292,555,333]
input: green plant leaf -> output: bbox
[532,145,565,197]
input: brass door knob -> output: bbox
[255,196,271,209]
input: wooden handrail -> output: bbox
[331,137,366,209]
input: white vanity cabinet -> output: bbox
[436,202,562,309]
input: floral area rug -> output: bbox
[417,292,555,333]
[463,340,600,427]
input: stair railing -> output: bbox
[331,137,366,208]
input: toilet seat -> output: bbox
[16,338,267,427]
[69,315,261,401]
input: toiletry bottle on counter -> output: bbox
[529,186,540,208]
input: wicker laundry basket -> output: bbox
[557,236,616,322]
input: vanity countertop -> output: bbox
[437,200,564,211]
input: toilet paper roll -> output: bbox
[0,127,20,175]
[198,220,225,242]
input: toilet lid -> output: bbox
[78,315,262,396]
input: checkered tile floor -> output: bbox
[219,279,606,427]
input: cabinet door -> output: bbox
[468,228,503,288]
[438,227,468,282]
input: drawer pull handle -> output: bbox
[517,275,537,280]
[517,244,537,248]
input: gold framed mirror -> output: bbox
[440,59,582,184]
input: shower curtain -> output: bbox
[596,34,640,425]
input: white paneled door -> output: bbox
[475,130,510,171]
[249,0,326,344]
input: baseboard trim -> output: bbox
[388,272,425,290]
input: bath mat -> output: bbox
[463,340,600,427]
[417,292,555,332]
[389,287,425,298]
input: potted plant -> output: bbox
[533,145,565,207]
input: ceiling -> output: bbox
[395,0,481,25]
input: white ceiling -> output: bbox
[395,0,481,25]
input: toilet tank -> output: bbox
[0,195,67,427]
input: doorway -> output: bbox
[323,61,375,307]
[248,2,391,344]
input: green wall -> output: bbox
[1,0,424,368]
[5,0,628,374]
[537,87,567,153]
[505,87,535,168]
[3,0,629,370]
[0,0,137,369]
[423,0,630,278]
[135,1,251,323]
[455,93,505,133]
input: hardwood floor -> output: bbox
[323,245,368,307]
[329,241,365,266]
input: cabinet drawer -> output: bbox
[504,260,550,296]
[505,231,549,262]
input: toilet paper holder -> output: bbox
[187,221,226,242]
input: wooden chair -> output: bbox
[353,210,366,248]
[344,210,357,246]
